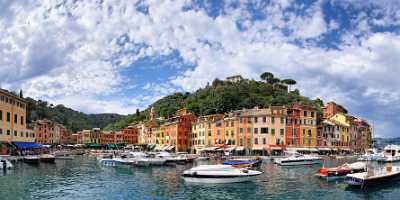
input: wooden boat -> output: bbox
[316,162,366,180]
[345,165,400,188]
[23,155,40,165]
[40,154,56,163]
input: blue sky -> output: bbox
[0,0,400,138]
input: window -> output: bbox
[254,138,258,145]
[254,128,258,134]
[304,111,307,116]
[231,131,234,137]
[14,114,17,123]
[271,117,275,124]
[14,131,17,136]
[311,112,314,118]
[263,138,266,144]
[281,117,285,124]
[271,128,275,135]
[240,128,243,133]
[225,131,229,137]
[20,116,24,125]
[263,117,266,123]
[276,139,281,145]
[231,121,234,127]
[0,129,2,134]
[208,130,211,136]
[6,112,10,122]
[240,138,243,146]
[0,110,2,120]
[254,117,258,123]
[247,128,251,133]
[7,130,10,135]
[260,128,268,134]
[280,129,284,135]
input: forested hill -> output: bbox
[104,72,324,131]
[25,97,125,132]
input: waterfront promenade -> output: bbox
[0,155,399,200]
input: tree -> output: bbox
[19,90,24,98]
[260,72,274,83]
[136,109,140,116]
[281,79,297,91]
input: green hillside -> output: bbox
[104,72,324,131]
[25,98,125,132]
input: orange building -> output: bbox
[163,109,195,152]
[122,126,139,144]
[34,119,67,144]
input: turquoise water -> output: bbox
[0,156,399,200]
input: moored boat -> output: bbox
[183,165,262,184]
[275,152,323,166]
[23,155,40,165]
[0,157,13,170]
[316,162,366,180]
[345,165,400,188]
[358,148,382,161]
[223,158,262,169]
[40,154,56,163]
[377,145,400,163]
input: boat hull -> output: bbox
[183,175,258,184]
[277,159,323,166]
[345,171,400,188]
[40,157,56,163]
[23,158,40,165]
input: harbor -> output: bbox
[0,152,400,200]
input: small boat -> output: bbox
[23,155,40,165]
[135,157,166,167]
[156,152,187,164]
[275,152,323,166]
[316,162,366,180]
[183,165,262,184]
[0,157,13,170]
[54,151,75,160]
[377,145,400,162]
[223,158,262,169]
[345,165,400,188]
[40,154,56,163]
[358,148,382,161]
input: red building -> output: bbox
[164,109,196,152]
[285,103,301,147]
[123,126,139,144]
[322,102,347,119]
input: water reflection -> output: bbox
[1,156,400,200]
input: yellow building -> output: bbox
[191,116,208,154]
[224,116,237,147]
[299,105,318,147]
[0,89,35,154]
[330,113,350,147]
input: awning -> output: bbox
[270,147,282,150]
[235,146,245,151]
[252,146,265,151]
[12,142,43,149]
[87,144,102,148]
[107,144,117,149]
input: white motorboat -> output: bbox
[0,157,13,169]
[345,165,400,188]
[136,157,166,167]
[358,148,382,161]
[275,152,323,166]
[156,151,187,164]
[183,165,262,183]
[54,151,75,160]
[377,145,400,162]
[99,152,144,167]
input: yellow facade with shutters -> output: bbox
[0,89,35,143]
[330,113,350,146]
[299,107,317,147]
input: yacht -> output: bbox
[274,152,323,166]
[135,157,166,167]
[183,165,262,183]
[345,165,400,188]
[40,154,56,163]
[358,148,382,161]
[0,157,13,169]
[99,152,144,167]
[377,145,400,162]
[23,155,40,165]
[156,152,187,164]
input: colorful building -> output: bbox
[122,126,139,145]
[163,109,195,152]
[34,119,67,144]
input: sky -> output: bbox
[0,0,399,138]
